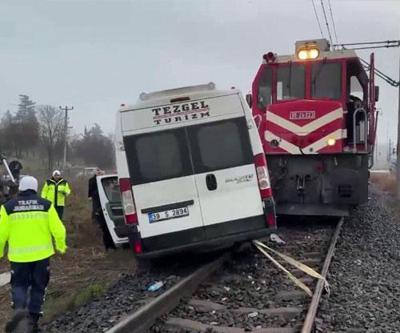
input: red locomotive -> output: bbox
[249,39,378,216]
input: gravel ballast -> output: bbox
[43,256,205,333]
[151,224,334,332]
[45,186,400,332]
[319,187,400,332]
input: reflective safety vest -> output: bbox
[0,192,67,262]
[41,178,71,207]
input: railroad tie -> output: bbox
[165,317,298,333]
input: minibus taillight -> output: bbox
[254,153,272,199]
[133,237,142,254]
[119,178,138,225]
[266,211,276,228]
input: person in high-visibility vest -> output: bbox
[41,170,71,219]
[0,176,67,333]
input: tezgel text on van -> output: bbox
[152,101,210,125]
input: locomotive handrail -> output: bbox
[353,108,368,153]
[368,110,380,169]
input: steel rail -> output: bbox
[106,252,230,333]
[301,217,344,333]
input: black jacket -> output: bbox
[88,175,100,211]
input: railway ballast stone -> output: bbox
[319,187,400,333]
[42,263,188,333]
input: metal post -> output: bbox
[397,55,400,199]
[1,157,15,184]
[59,106,74,172]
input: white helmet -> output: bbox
[52,170,61,177]
[19,176,38,192]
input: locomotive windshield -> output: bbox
[257,61,342,110]
[276,64,305,100]
[311,62,342,100]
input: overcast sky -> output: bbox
[0,0,399,144]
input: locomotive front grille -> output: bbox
[338,184,353,198]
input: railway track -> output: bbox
[105,218,343,333]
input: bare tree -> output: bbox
[37,105,64,171]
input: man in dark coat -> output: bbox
[88,168,103,221]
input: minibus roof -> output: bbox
[119,83,243,111]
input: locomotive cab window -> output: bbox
[277,64,305,100]
[347,59,368,105]
[349,76,364,102]
[257,66,273,109]
[345,59,369,144]
[311,62,341,100]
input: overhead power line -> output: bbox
[359,58,399,87]
[338,42,400,87]
[334,40,400,50]
[327,0,339,44]
[335,40,400,46]
[342,45,400,51]
[311,0,324,38]
[320,0,333,45]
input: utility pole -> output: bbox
[397,56,400,198]
[334,40,400,198]
[59,105,74,171]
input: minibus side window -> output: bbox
[123,128,192,184]
[188,117,253,173]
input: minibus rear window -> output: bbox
[101,177,121,203]
[188,117,253,173]
[124,128,192,184]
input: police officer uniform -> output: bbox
[41,170,71,219]
[0,176,67,332]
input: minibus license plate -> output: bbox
[148,207,189,223]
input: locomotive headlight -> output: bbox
[298,50,309,60]
[327,138,336,146]
[297,48,320,60]
[309,48,319,59]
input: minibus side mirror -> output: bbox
[374,86,379,102]
[246,94,252,108]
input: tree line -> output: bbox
[0,95,114,171]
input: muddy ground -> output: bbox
[0,181,136,329]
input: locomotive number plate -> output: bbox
[148,207,189,223]
[290,111,316,120]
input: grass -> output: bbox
[370,172,400,220]
[43,282,107,321]
[370,172,396,195]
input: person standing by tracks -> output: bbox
[41,170,71,219]
[0,176,67,333]
[88,168,103,221]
